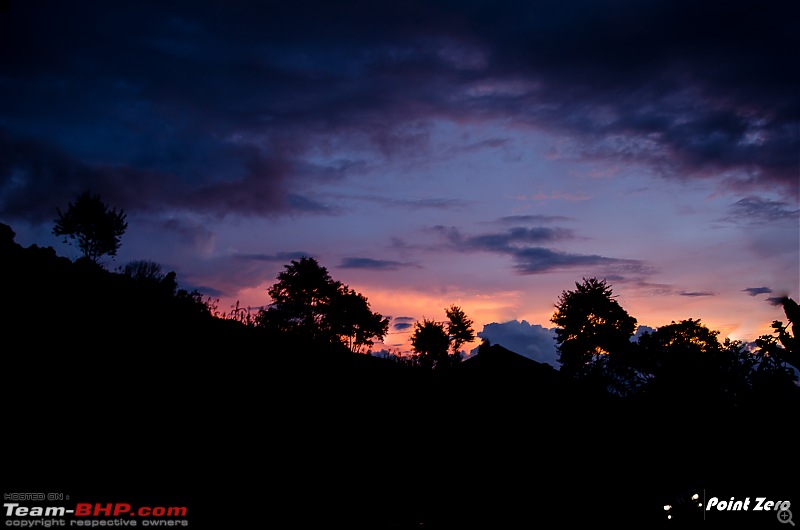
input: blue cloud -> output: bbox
[339,257,416,270]
[471,320,559,368]
[743,287,772,297]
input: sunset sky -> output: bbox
[1,0,797,364]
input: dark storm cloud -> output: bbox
[1,0,796,220]
[285,194,337,214]
[679,291,715,297]
[433,224,649,276]
[743,287,772,297]
[496,214,572,225]
[0,126,298,222]
[389,197,465,210]
[0,2,351,220]
[340,194,467,211]
[0,130,108,221]
[464,0,800,193]
[473,227,575,250]
[339,257,418,270]
[236,251,312,262]
[459,138,509,153]
[156,217,217,251]
[182,251,298,298]
[767,296,790,306]
[434,225,574,251]
[723,197,800,225]
[392,316,415,332]
[511,247,646,275]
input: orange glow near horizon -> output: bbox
[220,278,788,357]
[221,282,533,355]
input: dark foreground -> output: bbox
[4,347,794,530]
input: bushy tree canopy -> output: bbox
[53,191,127,264]
[410,318,451,370]
[256,257,388,352]
[551,277,637,380]
[329,288,390,354]
[410,305,475,369]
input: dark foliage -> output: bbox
[410,305,476,370]
[410,317,451,369]
[552,277,638,387]
[767,296,800,371]
[2,222,797,529]
[445,304,475,356]
[256,256,389,353]
[52,191,128,264]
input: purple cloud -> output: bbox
[743,287,772,297]
[391,316,415,332]
[512,247,645,276]
[1,0,796,225]
[434,225,574,251]
[724,197,800,225]
[236,251,312,262]
[497,215,572,225]
[679,291,715,297]
[433,224,649,277]
[338,257,417,270]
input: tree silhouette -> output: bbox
[329,287,390,354]
[257,256,341,338]
[769,296,800,372]
[3,222,799,527]
[749,297,800,398]
[635,318,772,407]
[256,256,388,351]
[445,304,475,358]
[410,318,451,370]
[636,318,726,383]
[122,259,165,282]
[551,277,637,383]
[53,191,127,264]
[752,332,800,398]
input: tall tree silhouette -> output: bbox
[551,277,637,382]
[256,256,388,350]
[53,191,127,264]
[445,304,475,359]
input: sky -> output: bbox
[1,0,798,365]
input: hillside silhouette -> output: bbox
[2,221,798,529]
